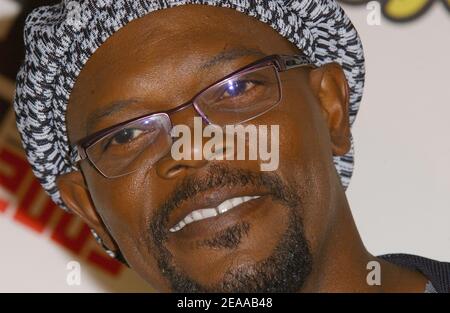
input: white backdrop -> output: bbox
[0,1,449,292]
[344,3,450,262]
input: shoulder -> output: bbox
[378,253,450,293]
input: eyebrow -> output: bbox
[85,47,266,135]
[86,98,140,135]
[200,47,266,70]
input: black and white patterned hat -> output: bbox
[14,0,365,211]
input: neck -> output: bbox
[300,173,427,292]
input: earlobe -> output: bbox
[309,62,351,156]
[56,171,118,252]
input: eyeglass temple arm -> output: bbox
[278,54,317,71]
[71,145,86,163]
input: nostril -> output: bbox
[156,156,209,179]
[164,164,186,179]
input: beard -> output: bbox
[148,164,313,292]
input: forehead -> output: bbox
[67,4,300,143]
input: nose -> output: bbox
[155,104,209,179]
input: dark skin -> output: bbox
[56,4,428,292]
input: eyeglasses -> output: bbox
[72,54,315,178]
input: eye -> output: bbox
[220,80,257,99]
[110,128,145,145]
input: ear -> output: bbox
[56,171,118,252]
[309,62,351,156]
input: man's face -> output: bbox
[63,5,350,292]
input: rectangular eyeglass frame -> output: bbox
[72,54,316,164]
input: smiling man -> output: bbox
[13,0,449,293]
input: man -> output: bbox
[13,0,449,292]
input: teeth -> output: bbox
[217,200,232,214]
[231,197,242,207]
[169,196,260,233]
[202,208,218,218]
[185,214,194,224]
[192,211,203,221]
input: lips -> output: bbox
[169,195,261,233]
[167,188,267,235]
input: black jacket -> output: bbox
[379,253,450,293]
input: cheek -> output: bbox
[260,79,329,171]
[82,164,173,289]
[83,163,148,257]
[81,163,149,245]
[258,81,336,255]
[83,165,142,214]
[82,164,169,244]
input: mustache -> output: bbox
[149,164,302,246]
